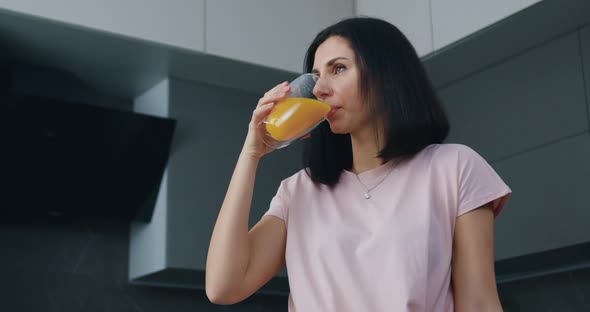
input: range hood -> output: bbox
[0,95,176,223]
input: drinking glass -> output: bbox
[257,73,332,149]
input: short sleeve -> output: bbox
[263,180,289,224]
[456,145,512,218]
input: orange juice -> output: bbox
[265,97,331,141]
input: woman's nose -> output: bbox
[313,77,331,101]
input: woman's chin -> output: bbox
[327,122,348,134]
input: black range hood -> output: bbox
[0,95,176,223]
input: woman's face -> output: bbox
[312,36,371,135]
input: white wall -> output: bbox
[205,0,354,72]
[0,0,206,51]
[356,0,433,56]
[356,0,541,55]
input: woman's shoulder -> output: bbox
[424,143,482,160]
[279,168,313,191]
[418,143,486,170]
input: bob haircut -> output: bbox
[303,17,450,186]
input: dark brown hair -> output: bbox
[303,17,450,186]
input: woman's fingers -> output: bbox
[251,81,291,126]
[252,102,275,124]
[256,82,290,108]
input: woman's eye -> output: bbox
[334,65,346,74]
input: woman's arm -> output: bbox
[206,82,290,304]
[452,203,503,312]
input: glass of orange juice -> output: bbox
[258,73,332,149]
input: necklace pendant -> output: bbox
[363,192,371,199]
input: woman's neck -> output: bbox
[350,127,385,174]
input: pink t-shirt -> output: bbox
[264,143,511,311]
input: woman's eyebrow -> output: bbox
[312,57,350,74]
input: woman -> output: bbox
[206,17,511,311]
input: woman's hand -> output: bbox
[242,81,291,159]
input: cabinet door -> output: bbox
[431,0,541,50]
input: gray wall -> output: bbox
[0,220,287,311]
[165,77,302,271]
[440,25,590,260]
[498,267,590,311]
